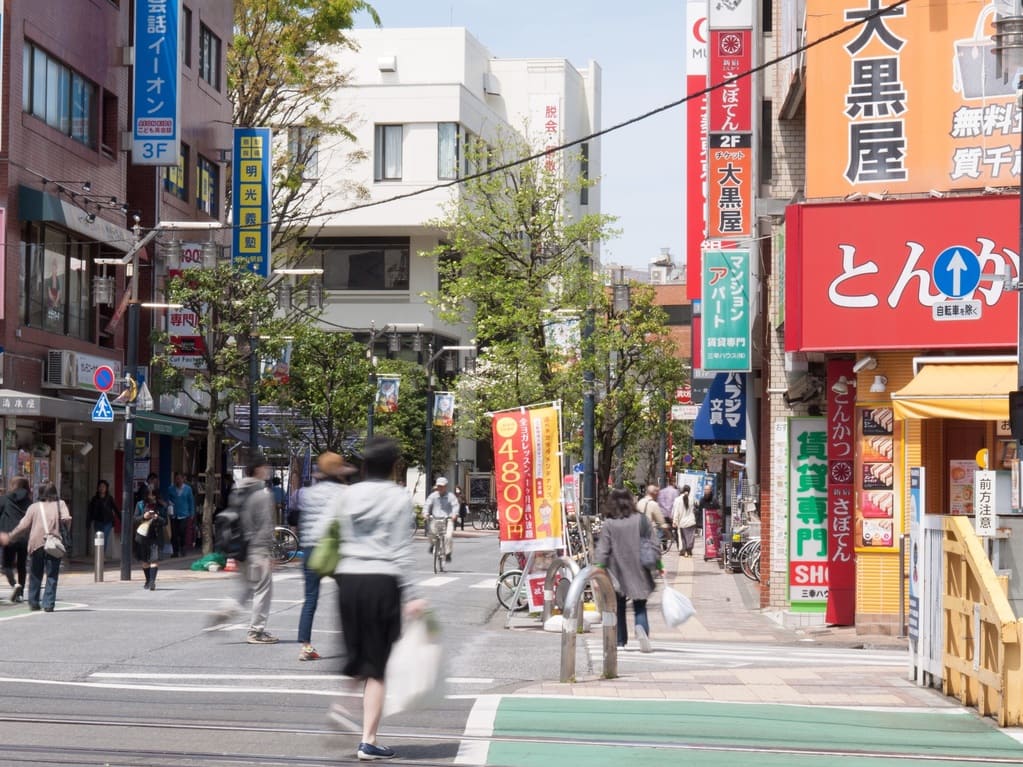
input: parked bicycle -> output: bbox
[496,568,529,611]
[471,502,499,530]
[738,538,761,582]
[271,526,300,564]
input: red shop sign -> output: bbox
[709,30,751,133]
[785,196,1020,352]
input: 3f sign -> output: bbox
[139,142,171,161]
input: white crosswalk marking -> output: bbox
[469,578,497,589]
[420,576,459,587]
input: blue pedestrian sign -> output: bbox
[933,246,980,299]
[91,392,114,423]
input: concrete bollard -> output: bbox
[94,531,105,582]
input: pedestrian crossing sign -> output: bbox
[91,392,114,422]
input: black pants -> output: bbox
[2,541,27,586]
[171,517,190,556]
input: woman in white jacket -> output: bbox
[672,485,698,557]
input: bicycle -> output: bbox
[496,568,529,611]
[271,526,300,564]
[428,517,449,573]
[499,550,527,575]
[471,503,498,531]
[738,538,761,582]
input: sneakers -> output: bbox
[246,630,279,644]
[445,554,452,563]
[357,742,396,761]
[327,702,360,733]
[11,584,23,603]
[637,625,653,653]
[299,644,321,661]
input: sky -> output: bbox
[353,1,686,269]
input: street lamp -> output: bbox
[993,11,1023,441]
[611,268,631,486]
[424,343,476,487]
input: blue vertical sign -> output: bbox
[232,127,272,277]
[132,0,181,165]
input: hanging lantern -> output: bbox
[277,283,293,312]
[91,275,115,306]
[306,280,323,309]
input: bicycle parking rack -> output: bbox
[559,565,618,682]
[541,556,580,623]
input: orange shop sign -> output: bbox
[707,135,753,238]
[491,406,564,553]
[805,0,1017,197]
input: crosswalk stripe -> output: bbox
[420,576,459,587]
[469,578,497,589]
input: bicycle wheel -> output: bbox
[434,544,443,573]
[272,527,299,564]
[498,551,518,574]
[496,569,528,611]
[471,510,484,530]
[488,509,500,531]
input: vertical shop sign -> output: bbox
[908,466,924,642]
[789,417,828,607]
[167,243,208,368]
[686,0,709,301]
[825,360,856,625]
[529,95,562,175]
[974,470,996,537]
[856,406,896,549]
[492,406,564,553]
[701,250,751,371]
[707,29,753,238]
[232,127,271,277]
[132,0,181,165]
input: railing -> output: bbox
[541,556,580,623]
[559,565,618,683]
[942,516,1023,726]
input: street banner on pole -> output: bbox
[433,392,454,427]
[375,376,400,414]
[492,405,563,552]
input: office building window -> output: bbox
[182,6,193,67]
[374,124,403,181]
[197,154,218,217]
[22,42,97,149]
[303,237,410,291]
[438,122,459,180]
[199,23,221,90]
[164,143,190,200]
[760,100,774,184]
[288,127,320,179]
[21,222,93,341]
[580,142,590,205]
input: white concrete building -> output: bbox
[296,27,601,480]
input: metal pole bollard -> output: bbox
[560,565,618,683]
[542,556,580,623]
[94,531,105,582]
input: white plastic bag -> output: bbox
[383,612,447,717]
[661,583,696,628]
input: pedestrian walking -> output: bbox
[296,451,355,662]
[134,489,169,590]
[0,483,70,612]
[672,484,698,556]
[87,479,118,560]
[0,476,32,603]
[657,479,679,540]
[166,472,195,557]
[637,484,670,543]
[595,487,662,652]
[207,455,278,644]
[316,436,427,761]
[453,486,468,531]
[424,477,458,562]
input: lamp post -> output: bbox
[423,343,476,488]
[611,268,631,486]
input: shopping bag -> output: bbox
[308,520,340,577]
[661,580,696,628]
[383,612,446,717]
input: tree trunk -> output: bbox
[202,405,220,555]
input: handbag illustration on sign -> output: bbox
[43,502,66,559]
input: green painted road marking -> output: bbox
[483,698,1023,766]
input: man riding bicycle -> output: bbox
[424,477,458,563]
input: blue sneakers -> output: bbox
[357,742,396,761]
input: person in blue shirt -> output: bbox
[166,472,195,557]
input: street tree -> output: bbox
[152,265,291,554]
[229,0,378,259]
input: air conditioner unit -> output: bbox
[483,72,501,95]
[43,350,76,389]
[650,266,667,284]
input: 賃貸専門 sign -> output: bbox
[132,0,180,166]
[789,417,829,607]
[785,196,1020,352]
[805,0,1018,197]
[491,405,564,553]
[232,127,271,278]
[702,249,751,371]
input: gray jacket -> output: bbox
[595,512,655,600]
[235,477,274,553]
[297,479,347,548]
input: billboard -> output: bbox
[232,127,272,277]
[806,0,1018,197]
[789,417,828,608]
[132,0,181,165]
[702,249,751,371]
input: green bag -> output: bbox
[309,519,340,577]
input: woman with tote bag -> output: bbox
[0,483,70,612]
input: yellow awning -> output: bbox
[892,363,1017,420]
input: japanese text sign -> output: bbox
[707,29,753,238]
[785,196,1019,352]
[974,470,996,537]
[806,0,1017,197]
[492,406,564,553]
[826,359,856,625]
[686,0,709,301]
[692,372,746,442]
[702,249,751,371]
[529,95,562,176]
[789,417,829,606]
[232,127,271,277]
[132,0,181,166]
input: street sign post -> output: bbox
[91,392,114,423]
[93,365,115,392]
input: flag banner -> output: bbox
[433,391,455,427]
[375,376,400,414]
[492,405,564,552]
[543,312,581,369]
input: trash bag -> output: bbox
[190,552,227,571]
[383,611,447,717]
[661,583,695,628]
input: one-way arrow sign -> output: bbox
[91,392,115,423]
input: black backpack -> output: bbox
[215,485,256,561]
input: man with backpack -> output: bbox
[207,456,278,644]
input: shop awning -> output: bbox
[135,411,191,437]
[891,363,1017,421]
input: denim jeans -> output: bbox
[28,548,61,610]
[616,594,649,647]
[298,546,322,644]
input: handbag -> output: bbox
[308,519,340,577]
[383,611,446,717]
[43,502,66,559]
[639,515,660,570]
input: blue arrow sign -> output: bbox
[91,392,114,423]
[933,245,980,299]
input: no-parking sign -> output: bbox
[93,365,115,392]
